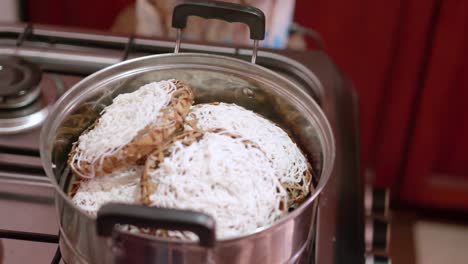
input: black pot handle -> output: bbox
[172,0,266,40]
[96,203,216,248]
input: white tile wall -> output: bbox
[415,221,468,264]
[0,0,19,22]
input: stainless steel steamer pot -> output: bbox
[40,1,335,263]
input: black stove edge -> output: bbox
[333,74,365,264]
[0,229,59,243]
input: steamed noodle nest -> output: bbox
[68,79,316,239]
[68,79,193,178]
[185,102,313,209]
[141,129,287,239]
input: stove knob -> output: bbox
[365,186,390,217]
[365,218,390,252]
[365,255,391,264]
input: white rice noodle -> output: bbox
[72,166,143,216]
[147,131,287,239]
[186,103,310,196]
[70,80,177,178]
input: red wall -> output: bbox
[27,0,133,29]
[295,0,468,211]
[294,0,418,194]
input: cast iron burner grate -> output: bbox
[0,56,42,109]
[0,229,61,264]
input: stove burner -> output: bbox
[0,71,62,135]
[0,56,42,109]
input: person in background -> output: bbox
[111,0,306,50]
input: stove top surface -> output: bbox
[0,23,364,264]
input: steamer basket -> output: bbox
[40,1,335,263]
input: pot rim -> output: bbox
[40,52,335,243]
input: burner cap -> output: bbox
[0,56,42,108]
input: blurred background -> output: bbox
[1,0,467,263]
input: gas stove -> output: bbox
[0,23,386,264]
